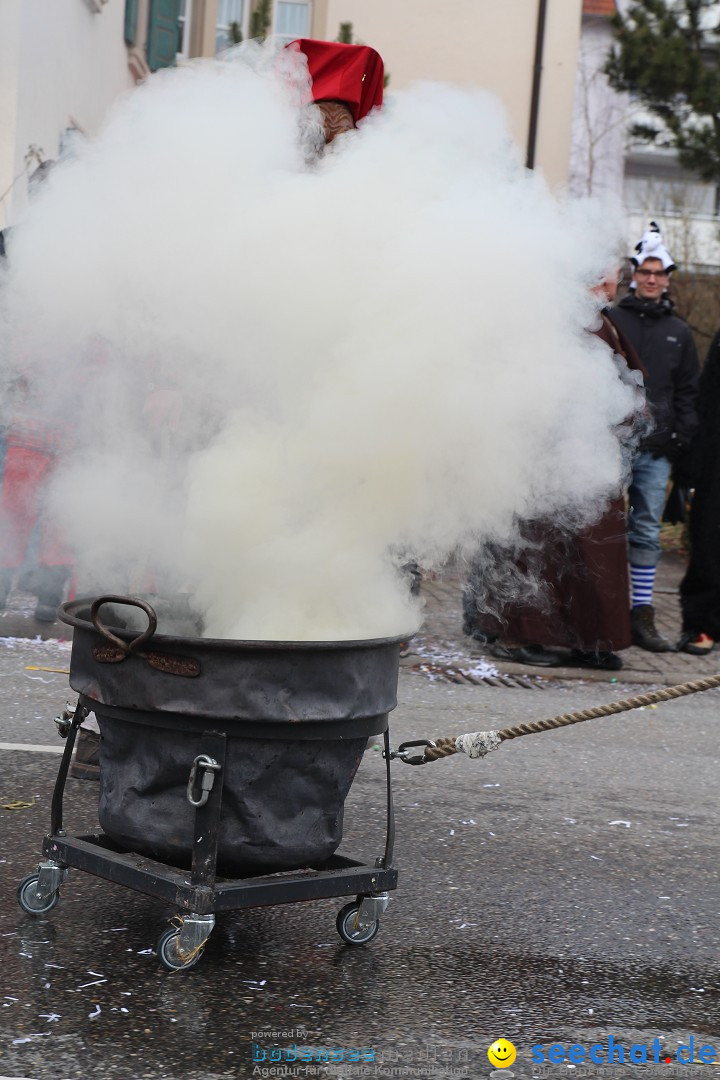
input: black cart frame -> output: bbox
[18,698,399,970]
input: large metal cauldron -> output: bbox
[60,596,405,874]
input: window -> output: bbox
[216,0,246,52]
[274,0,311,43]
[177,0,192,58]
[625,175,718,217]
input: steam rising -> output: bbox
[0,46,635,640]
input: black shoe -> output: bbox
[69,728,100,781]
[571,648,623,671]
[631,605,673,652]
[517,644,562,667]
[489,642,561,667]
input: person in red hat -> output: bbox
[287,39,384,145]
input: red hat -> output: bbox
[288,39,384,123]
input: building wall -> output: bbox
[311,0,329,37]
[568,15,626,199]
[189,0,226,57]
[0,0,252,230]
[0,0,134,230]
[317,0,584,189]
[0,4,23,231]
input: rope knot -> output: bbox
[454,730,502,759]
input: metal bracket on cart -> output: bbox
[157,914,216,971]
[357,892,390,927]
[36,860,68,898]
[54,702,78,739]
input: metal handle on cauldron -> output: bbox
[90,595,158,656]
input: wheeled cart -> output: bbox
[17,596,404,970]
[18,704,398,970]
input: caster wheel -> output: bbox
[156,927,204,971]
[336,902,380,946]
[17,873,59,915]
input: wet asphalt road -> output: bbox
[1,636,719,1079]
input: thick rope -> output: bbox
[424,736,459,760]
[422,672,720,762]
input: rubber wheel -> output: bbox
[336,902,380,945]
[156,927,204,971]
[17,873,59,915]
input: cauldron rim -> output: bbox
[59,597,413,652]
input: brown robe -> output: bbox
[469,314,644,652]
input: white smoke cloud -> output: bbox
[0,44,636,641]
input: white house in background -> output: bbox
[569,0,720,269]
[0,0,245,232]
[568,0,625,200]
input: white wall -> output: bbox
[0,0,134,230]
[320,0,583,189]
[0,3,24,231]
[568,16,626,200]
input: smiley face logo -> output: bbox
[488,1039,517,1068]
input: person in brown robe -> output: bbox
[463,272,646,670]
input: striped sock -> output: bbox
[630,564,656,608]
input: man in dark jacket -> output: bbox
[610,223,700,651]
[677,329,720,653]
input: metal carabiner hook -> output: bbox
[386,738,437,765]
[186,754,221,808]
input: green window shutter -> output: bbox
[147,0,180,71]
[124,0,139,45]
